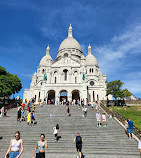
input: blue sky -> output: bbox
[0,0,141,98]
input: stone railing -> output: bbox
[100,101,141,139]
[101,100,141,107]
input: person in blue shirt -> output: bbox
[128,119,133,140]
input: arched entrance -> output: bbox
[60,90,68,102]
[72,90,80,104]
[47,90,55,104]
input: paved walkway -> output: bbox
[0,104,140,158]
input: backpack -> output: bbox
[76,136,82,144]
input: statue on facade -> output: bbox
[43,73,47,81]
[82,72,85,81]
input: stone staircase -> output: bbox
[0,104,140,158]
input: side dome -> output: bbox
[39,54,53,66]
[86,54,97,65]
[58,37,82,51]
[86,44,98,65]
[39,45,53,66]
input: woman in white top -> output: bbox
[101,112,106,127]
[53,124,60,142]
[5,131,23,158]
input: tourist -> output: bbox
[101,112,106,127]
[22,102,25,109]
[43,98,46,105]
[32,134,48,158]
[4,108,7,116]
[138,136,141,155]
[48,100,50,104]
[95,101,98,110]
[53,124,60,142]
[21,107,25,121]
[25,98,27,103]
[5,131,23,158]
[67,106,71,116]
[27,112,31,125]
[73,133,83,158]
[84,106,87,117]
[30,111,36,125]
[32,104,36,113]
[17,107,22,122]
[96,111,101,127]
[128,118,133,140]
[0,106,5,117]
[56,100,58,105]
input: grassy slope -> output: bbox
[109,106,141,130]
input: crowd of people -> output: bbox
[2,98,141,158]
[16,100,37,126]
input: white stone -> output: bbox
[23,25,112,104]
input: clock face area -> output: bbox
[90,81,94,86]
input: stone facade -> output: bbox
[23,25,112,104]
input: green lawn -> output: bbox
[108,106,141,130]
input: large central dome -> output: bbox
[58,37,81,51]
[57,25,83,61]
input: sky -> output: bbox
[0,0,141,98]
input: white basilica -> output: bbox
[23,25,112,104]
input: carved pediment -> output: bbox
[52,58,80,67]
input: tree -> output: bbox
[106,80,131,100]
[0,66,22,97]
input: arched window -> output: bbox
[90,68,91,73]
[75,77,77,83]
[92,68,93,73]
[63,69,68,81]
[42,69,45,74]
[55,77,57,84]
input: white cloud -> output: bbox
[94,23,141,97]
[95,23,141,73]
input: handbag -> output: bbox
[6,153,9,158]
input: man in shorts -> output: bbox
[128,119,133,140]
[73,133,83,158]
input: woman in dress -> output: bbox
[5,131,23,158]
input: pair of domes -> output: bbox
[40,25,97,66]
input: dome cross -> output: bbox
[68,24,73,37]
[46,45,50,54]
[88,44,92,55]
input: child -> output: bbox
[30,111,35,125]
[101,112,106,127]
[32,104,36,113]
[27,112,31,125]
[96,111,101,127]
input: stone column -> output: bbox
[40,81,46,103]
[68,96,72,102]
